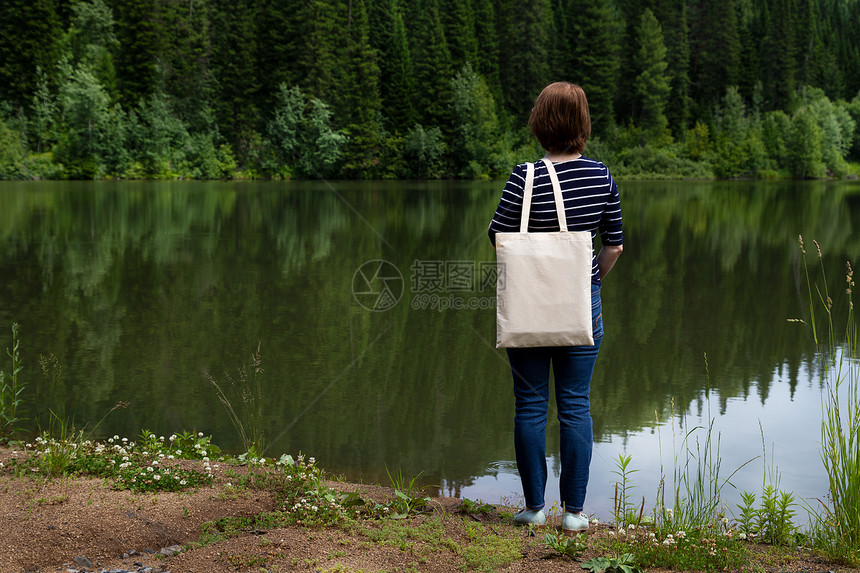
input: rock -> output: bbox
[73,555,93,568]
[157,545,182,557]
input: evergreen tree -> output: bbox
[210,0,259,162]
[112,0,161,105]
[569,0,622,137]
[498,0,553,122]
[257,0,304,115]
[657,0,690,134]
[338,0,383,178]
[761,0,797,109]
[371,4,417,131]
[0,0,63,107]
[635,9,671,143]
[689,0,741,115]
[295,1,341,105]
[158,0,215,132]
[408,0,453,127]
[440,0,478,70]
[68,0,120,101]
[473,0,501,105]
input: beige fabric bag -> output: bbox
[496,158,594,348]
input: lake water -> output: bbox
[1,178,859,523]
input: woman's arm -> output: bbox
[597,245,623,279]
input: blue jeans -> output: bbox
[506,284,603,513]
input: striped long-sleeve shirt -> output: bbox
[488,157,623,285]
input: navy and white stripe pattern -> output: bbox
[488,157,623,284]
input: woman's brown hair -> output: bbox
[528,82,591,154]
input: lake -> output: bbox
[1,178,859,523]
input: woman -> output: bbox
[488,82,623,534]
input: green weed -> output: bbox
[457,498,494,516]
[542,529,587,558]
[0,323,26,440]
[207,342,266,459]
[582,553,643,573]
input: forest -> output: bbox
[0,0,859,180]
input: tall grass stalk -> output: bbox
[798,237,860,564]
[655,357,754,532]
[207,342,266,459]
[0,323,26,440]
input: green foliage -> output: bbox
[68,0,119,95]
[582,553,642,573]
[449,64,509,178]
[29,67,58,153]
[786,107,826,179]
[132,91,192,178]
[543,529,587,558]
[0,323,25,440]
[266,84,347,178]
[800,87,857,176]
[55,64,112,177]
[2,0,860,179]
[5,426,215,490]
[402,124,445,178]
[612,454,640,526]
[0,115,27,179]
[736,487,797,546]
[457,498,494,516]
[382,467,431,519]
[606,526,745,572]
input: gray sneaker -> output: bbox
[562,511,589,534]
[513,508,546,528]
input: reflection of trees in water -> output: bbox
[0,180,858,487]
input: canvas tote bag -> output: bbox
[496,158,594,348]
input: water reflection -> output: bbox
[0,179,858,520]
